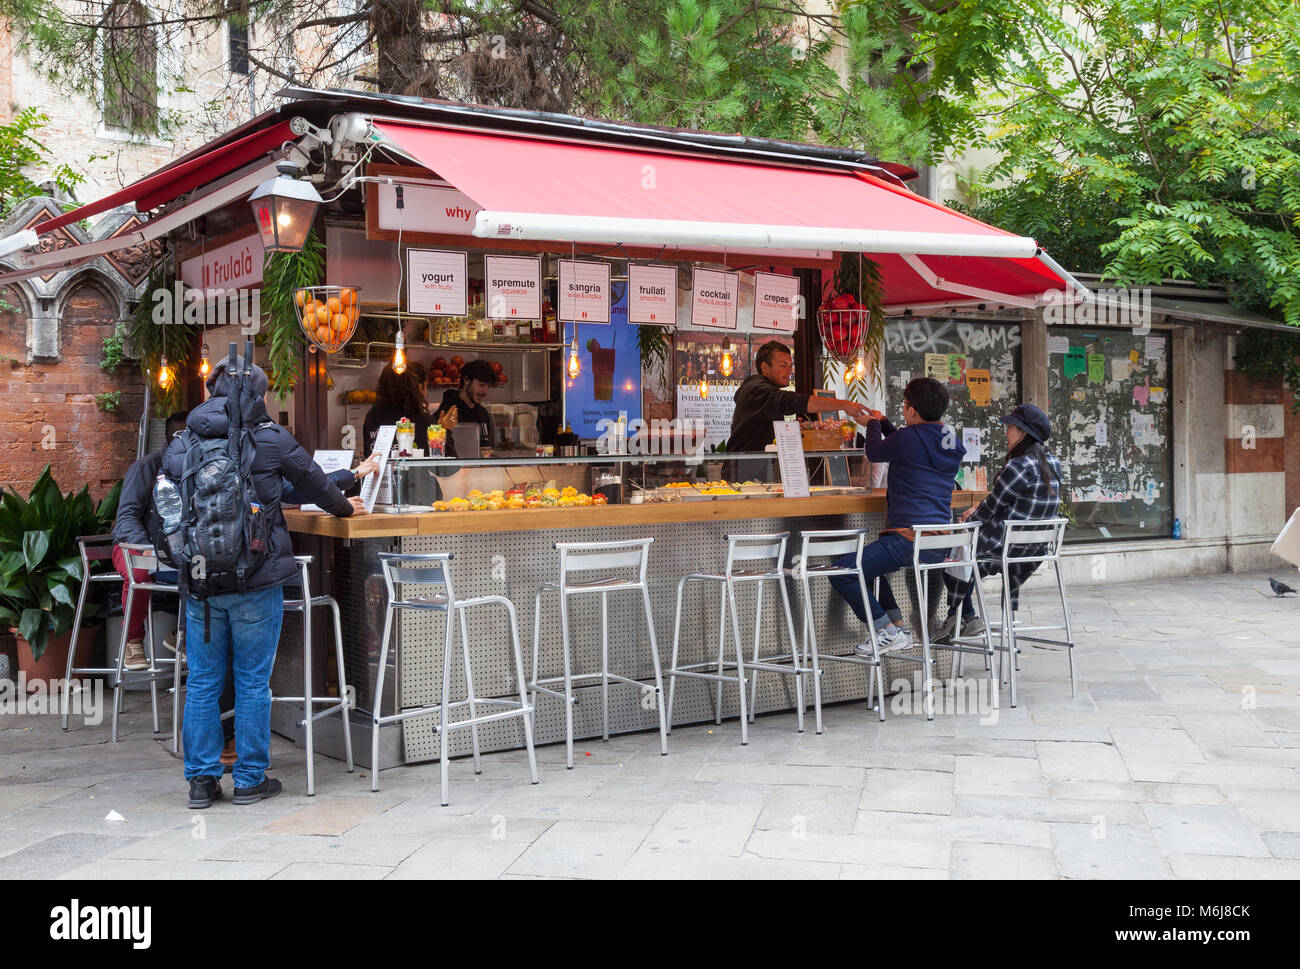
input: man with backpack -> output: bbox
[161,348,365,809]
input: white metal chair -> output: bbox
[667,532,805,744]
[787,528,886,733]
[982,518,1075,707]
[903,523,997,720]
[371,551,538,806]
[276,555,355,796]
[531,538,668,768]
[63,534,124,731]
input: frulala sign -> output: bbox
[628,263,677,325]
[690,267,739,330]
[752,271,800,332]
[179,233,264,298]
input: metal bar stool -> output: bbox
[275,555,355,796]
[106,543,184,743]
[530,538,668,769]
[982,518,1076,707]
[667,532,804,745]
[904,523,997,720]
[788,528,888,733]
[370,552,537,806]
[63,535,124,730]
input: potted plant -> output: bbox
[0,466,120,686]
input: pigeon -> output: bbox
[1269,578,1297,597]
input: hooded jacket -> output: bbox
[161,356,352,592]
[864,417,965,530]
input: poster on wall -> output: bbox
[628,263,677,325]
[690,268,739,329]
[406,249,468,316]
[752,272,800,332]
[484,254,542,320]
[674,332,788,451]
[558,259,611,324]
[563,285,640,437]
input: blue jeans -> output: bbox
[183,585,284,788]
[829,532,946,628]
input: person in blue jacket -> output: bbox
[829,376,965,653]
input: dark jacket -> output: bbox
[363,404,431,457]
[162,357,353,592]
[282,468,355,506]
[727,374,810,452]
[865,417,965,529]
[437,388,493,457]
[111,449,164,546]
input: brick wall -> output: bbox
[1286,383,1300,522]
[0,281,144,501]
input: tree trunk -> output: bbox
[372,0,433,96]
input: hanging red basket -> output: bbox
[816,298,870,363]
[294,286,362,353]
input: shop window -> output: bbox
[884,317,1022,492]
[1047,327,1172,542]
[101,0,159,134]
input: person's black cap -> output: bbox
[1000,403,1051,442]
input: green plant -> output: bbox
[636,324,670,373]
[0,466,121,661]
[100,323,126,370]
[823,254,886,396]
[1235,328,1300,413]
[260,227,324,402]
[130,262,197,416]
[95,390,122,412]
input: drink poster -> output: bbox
[563,285,641,437]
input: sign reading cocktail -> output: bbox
[752,272,800,332]
[485,255,542,320]
[407,249,468,316]
[691,268,738,330]
[558,260,611,324]
[628,263,677,325]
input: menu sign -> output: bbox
[359,426,397,512]
[690,268,739,330]
[558,260,611,324]
[772,421,810,499]
[752,272,800,332]
[407,249,468,316]
[628,264,677,325]
[485,255,542,320]
[300,451,355,513]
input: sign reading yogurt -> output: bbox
[690,268,739,330]
[558,259,611,324]
[485,255,542,320]
[628,263,677,325]
[752,271,800,332]
[407,249,467,316]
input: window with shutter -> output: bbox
[102,0,159,134]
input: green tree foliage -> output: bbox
[0,107,85,215]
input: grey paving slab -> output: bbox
[1220,787,1300,833]
[854,809,1052,848]
[745,828,949,869]
[859,768,954,815]
[641,802,762,857]
[1165,854,1300,879]
[506,820,653,878]
[1037,741,1131,781]
[58,858,288,879]
[951,842,1059,879]
[1141,803,1270,858]
[954,755,1047,797]
[1051,822,1173,879]
[617,849,841,879]
[1261,832,1300,860]
[0,833,143,878]
[838,862,950,879]
[388,839,530,879]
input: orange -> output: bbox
[302,299,318,318]
[317,324,332,345]
[332,312,348,332]
[295,290,307,307]
[327,296,341,314]
[348,306,359,323]
[339,288,354,306]
[315,305,330,325]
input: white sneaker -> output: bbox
[855,625,912,657]
[123,640,148,671]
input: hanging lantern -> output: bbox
[392,328,407,375]
[157,356,173,390]
[853,351,866,382]
[294,286,361,353]
[720,337,733,377]
[699,375,709,399]
[567,334,581,379]
[247,160,322,253]
[198,343,211,379]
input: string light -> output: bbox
[567,332,581,379]
[720,337,733,377]
[853,350,866,381]
[699,375,709,399]
[392,329,406,375]
[198,343,211,379]
[157,356,173,390]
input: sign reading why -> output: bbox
[558,260,611,324]
[690,268,739,330]
[180,233,264,298]
[752,272,800,332]
[628,263,677,325]
[407,249,467,316]
[485,254,542,320]
[376,179,480,234]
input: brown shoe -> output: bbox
[220,736,238,773]
[123,640,148,671]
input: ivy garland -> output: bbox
[823,254,886,400]
[259,227,324,402]
[130,261,198,416]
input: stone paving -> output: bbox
[2,569,1298,880]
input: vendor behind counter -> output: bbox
[437,359,496,458]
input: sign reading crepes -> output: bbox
[180,233,264,299]
[407,249,468,316]
[690,268,738,330]
[485,254,542,320]
[752,271,800,332]
[628,263,677,325]
[558,259,611,323]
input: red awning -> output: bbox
[372,120,1073,309]
[34,120,294,235]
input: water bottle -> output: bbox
[1172,517,1182,539]
[153,474,186,564]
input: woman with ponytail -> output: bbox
[938,403,1064,640]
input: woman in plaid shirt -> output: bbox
[938,404,1064,640]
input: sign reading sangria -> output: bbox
[628,263,677,325]
[690,268,738,330]
[752,272,800,332]
[485,254,542,320]
[179,233,264,299]
[407,249,468,316]
[558,259,611,323]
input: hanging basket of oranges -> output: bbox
[295,286,361,353]
[815,295,870,364]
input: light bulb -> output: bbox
[567,339,581,379]
[198,344,210,379]
[721,351,732,377]
[157,356,172,389]
[854,353,866,380]
[699,376,709,399]
[277,211,292,227]
[393,330,406,374]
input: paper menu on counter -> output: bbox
[359,425,397,512]
[772,421,810,499]
[300,450,355,512]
